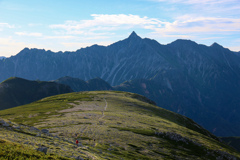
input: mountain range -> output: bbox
[0,31,240,137]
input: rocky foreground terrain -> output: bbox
[0,91,239,159]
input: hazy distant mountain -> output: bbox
[0,56,5,60]
[0,77,72,110]
[234,51,240,57]
[114,38,240,136]
[0,32,168,85]
[53,76,112,92]
[0,32,240,136]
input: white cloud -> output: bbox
[49,14,240,40]
[0,23,14,31]
[50,14,161,35]
[15,32,43,37]
[28,23,43,27]
[153,0,239,5]
[152,0,240,18]
[43,35,75,39]
[15,32,42,37]
[61,41,112,48]
[154,16,240,34]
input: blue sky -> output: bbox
[0,0,239,57]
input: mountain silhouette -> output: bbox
[0,31,240,136]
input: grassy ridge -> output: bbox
[0,91,239,159]
[0,92,93,125]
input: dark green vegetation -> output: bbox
[0,91,239,159]
[54,76,112,92]
[221,137,240,152]
[0,77,72,110]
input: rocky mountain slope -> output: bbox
[0,77,72,110]
[0,91,239,159]
[0,32,168,85]
[112,39,240,136]
[0,32,240,137]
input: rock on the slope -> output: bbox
[0,119,10,127]
[75,156,84,160]
[30,126,40,132]
[36,147,48,155]
[41,129,49,134]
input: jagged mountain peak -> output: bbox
[210,42,223,49]
[128,31,141,39]
[20,47,30,53]
[17,47,48,56]
[20,47,46,52]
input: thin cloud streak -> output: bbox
[15,32,43,37]
[43,35,75,39]
[153,0,239,5]
[157,16,240,33]
[152,0,240,17]
[61,41,112,48]
[50,14,162,35]
[0,23,15,31]
[49,14,240,38]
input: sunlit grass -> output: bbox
[0,91,239,159]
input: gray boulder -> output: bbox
[41,129,49,134]
[30,126,40,132]
[1,121,10,127]
[75,156,84,160]
[13,126,20,129]
[0,119,5,124]
[36,147,48,155]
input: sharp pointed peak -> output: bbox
[130,31,137,36]
[211,42,222,47]
[128,31,141,39]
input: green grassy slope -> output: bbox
[0,91,239,159]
